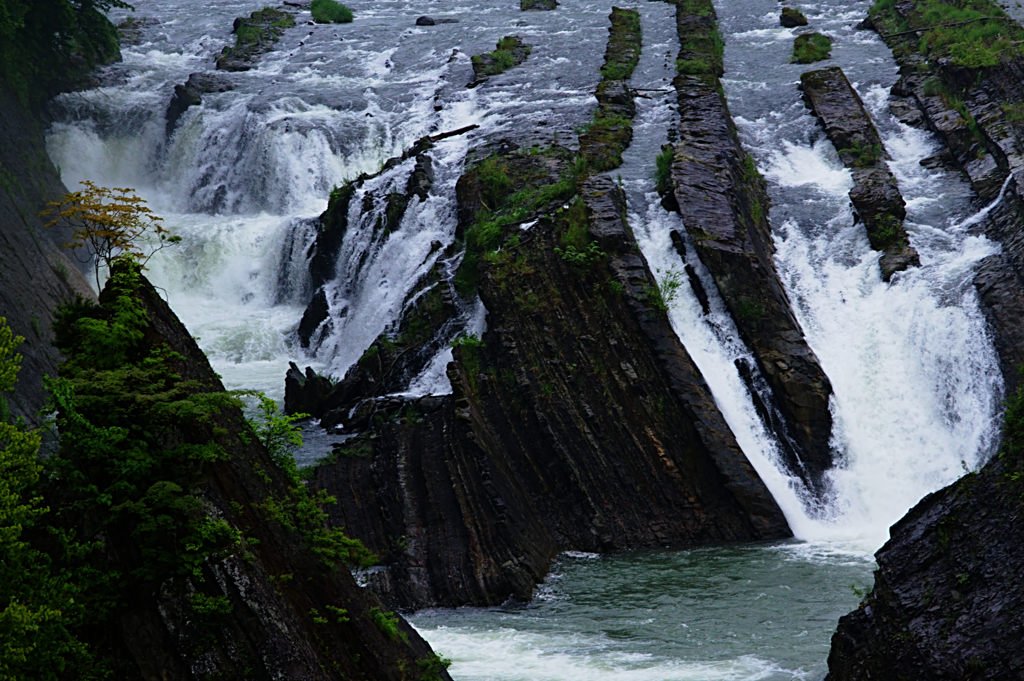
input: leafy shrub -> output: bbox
[369,607,407,641]
[0,0,126,104]
[311,0,353,23]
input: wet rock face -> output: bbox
[868,0,1024,395]
[665,0,835,493]
[826,445,1024,680]
[314,166,791,611]
[165,72,234,137]
[216,7,296,72]
[0,85,94,426]
[799,67,920,281]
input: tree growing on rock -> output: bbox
[41,181,180,290]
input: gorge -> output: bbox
[4,0,1024,676]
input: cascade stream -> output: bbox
[44,0,1004,677]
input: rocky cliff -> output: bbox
[826,391,1024,679]
[37,262,451,680]
[663,0,835,491]
[869,0,1024,394]
[292,8,792,610]
[0,84,94,425]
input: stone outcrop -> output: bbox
[521,0,558,9]
[216,7,296,72]
[799,66,920,280]
[415,16,459,25]
[579,7,640,172]
[468,36,531,88]
[780,7,808,27]
[165,72,234,137]
[312,156,791,610]
[826,420,1024,679]
[44,267,452,680]
[825,1,1024,672]
[663,0,835,491]
[0,85,94,425]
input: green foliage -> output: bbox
[0,0,127,104]
[741,154,761,183]
[472,36,530,76]
[655,145,675,194]
[837,140,882,168]
[190,593,232,618]
[791,32,832,64]
[1001,102,1024,122]
[871,214,902,250]
[600,7,641,81]
[368,607,407,642]
[556,242,605,266]
[455,153,585,295]
[310,0,353,23]
[248,393,307,484]
[244,398,376,568]
[453,335,483,391]
[0,318,94,681]
[418,653,453,681]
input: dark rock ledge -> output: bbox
[799,66,920,281]
[468,36,531,88]
[662,0,835,492]
[216,6,297,72]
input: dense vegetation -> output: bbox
[0,0,126,103]
[0,257,373,677]
[311,0,353,24]
[870,0,1024,67]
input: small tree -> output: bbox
[41,181,180,290]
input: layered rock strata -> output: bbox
[800,66,920,280]
[314,161,791,610]
[868,0,1024,392]
[664,0,835,489]
[579,6,641,172]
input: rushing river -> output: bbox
[44,0,1003,677]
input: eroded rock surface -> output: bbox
[216,7,296,72]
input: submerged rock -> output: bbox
[521,0,558,9]
[468,35,531,88]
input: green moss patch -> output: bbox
[791,33,832,63]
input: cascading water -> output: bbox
[43,0,1005,677]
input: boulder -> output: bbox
[521,0,558,9]
[780,6,808,27]
[165,72,234,137]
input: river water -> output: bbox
[44,0,1003,677]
